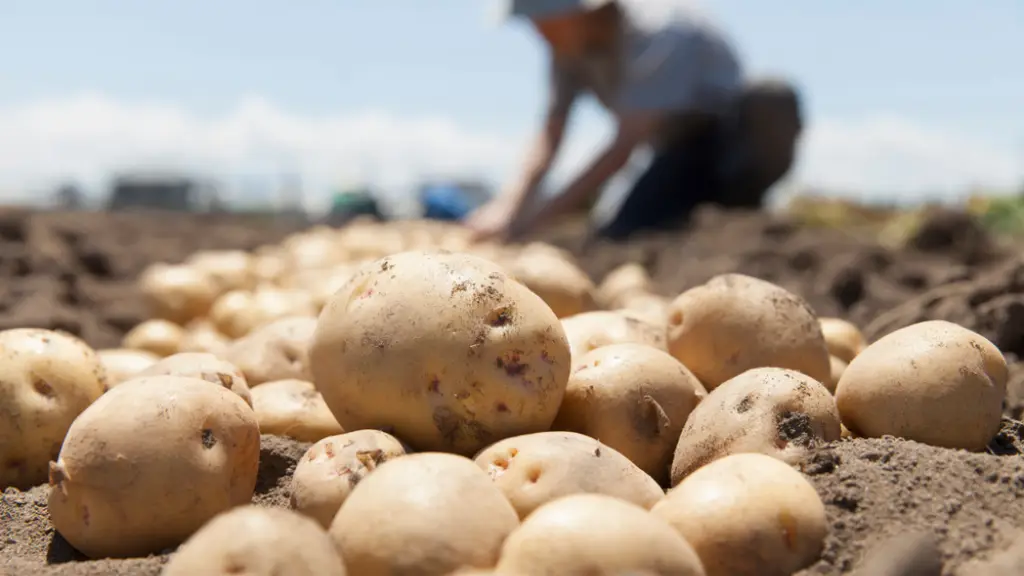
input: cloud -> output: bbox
[0,93,1019,214]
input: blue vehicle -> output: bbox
[418,180,493,221]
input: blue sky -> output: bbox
[0,0,1021,211]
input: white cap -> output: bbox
[493,0,615,23]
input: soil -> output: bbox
[2,205,1024,575]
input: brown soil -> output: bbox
[2,206,1024,575]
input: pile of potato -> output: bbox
[0,218,1009,576]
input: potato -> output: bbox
[138,263,219,325]
[551,344,707,484]
[185,249,256,294]
[122,319,184,357]
[0,329,107,489]
[290,430,409,528]
[835,320,1007,451]
[177,320,230,356]
[827,355,847,394]
[596,262,653,308]
[496,494,706,575]
[666,274,831,390]
[211,287,317,339]
[561,310,668,364]
[96,348,160,389]
[48,376,260,558]
[473,431,663,518]
[162,505,347,576]
[310,251,571,456]
[330,452,519,575]
[670,367,840,486]
[250,379,342,442]
[819,317,867,363]
[652,452,827,576]
[222,316,316,386]
[503,248,597,318]
[136,352,252,408]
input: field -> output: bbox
[2,200,1024,575]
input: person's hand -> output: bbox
[462,198,521,243]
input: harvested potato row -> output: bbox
[0,328,108,489]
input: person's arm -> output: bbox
[512,111,661,236]
[499,60,579,217]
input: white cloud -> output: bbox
[0,93,1019,215]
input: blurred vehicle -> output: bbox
[418,180,493,221]
[54,182,85,209]
[322,187,386,226]
[106,172,223,212]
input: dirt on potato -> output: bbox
[3,205,1024,575]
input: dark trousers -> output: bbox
[597,78,803,240]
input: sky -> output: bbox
[0,0,1021,213]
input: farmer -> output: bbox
[464,0,803,241]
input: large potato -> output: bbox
[596,262,654,309]
[96,348,160,389]
[835,320,1006,451]
[473,431,663,518]
[496,494,706,576]
[552,344,707,484]
[666,274,831,390]
[251,379,343,442]
[819,317,867,363]
[185,249,256,295]
[222,316,316,386]
[0,329,107,489]
[290,430,409,528]
[138,263,219,325]
[48,376,260,558]
[162,505,347,576]
[561,310,667,364]
[503,247,597,318]
[137,352,252,408]
[670,367,840,486]
[330,452,519,575]
[653,452,827,576]
[122,319,184,357]
[310,251,571,456]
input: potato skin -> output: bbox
[138,263,219,325]
[47,376,260,558]
[835,320,1007,451]
[250,379,343,443]
[330,452,519,576]
[670,367,840,486]
[290,430,409,528]
[653,453,827,576]
[496,494,706,576]
[0,329,108,489]
[552,343,707,484]
[503,248,598,319]
[137,352,253,408]
[222,316,316,386]
[163,505,347,576]
[473,431,664,519]
[310,251,571,456]
[666,274,831,390]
